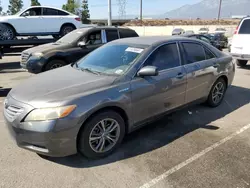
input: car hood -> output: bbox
[9,65,117,107]
[0,15,18,21]
[23,42,71,55]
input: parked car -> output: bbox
[172,28,185,35]
[198,27,209,34]
[213,33,228,48]
[20,26,139,73]
[185,30,195,35]
[231,17,250,67]
[215,28,226,34]
[182,34,222,50]
[0,6,82,40]
[4,36,235,159]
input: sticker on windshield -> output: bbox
[125,47,144,53]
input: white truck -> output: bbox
[231,17,250,67]
[0,6,82,40]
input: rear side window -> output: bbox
[182,43,206,64]
[58,10,69,15]
[205,48,216,59]
[119,29,138,38]
[43,8,58,15]
[239,19,250,34]
[144,43,180,71]
[106,30,119,42]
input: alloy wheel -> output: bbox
[89,118,120,153]
[212,82,225,104]
[0,27,14,40]
[50,64,63,69]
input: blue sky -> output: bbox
[2,0,202,18]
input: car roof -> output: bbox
[110,36,196,46]
[77,26,134,32]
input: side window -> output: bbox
[58,10,69,16]
[182,43,206,64]
[119,29,138,38]
[239,19,250,34]
[205,48,216,60]
[86,31,102,45]
[144,43,180,71]
[43,8,58,16]
[200,36,211,44]
[106,30,119,42]
[21,8,42,16]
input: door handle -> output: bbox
[176,72,184,79]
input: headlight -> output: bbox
[29,52,43,60]
[25,105,76,121]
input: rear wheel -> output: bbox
[60,25,75,37]
[207,78,227,107]
[236,59,248,67]
[78,110,125,159]
[0,24,15,41]
[44,59,66,71]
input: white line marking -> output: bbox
[139,123,250,188]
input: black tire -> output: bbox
[0,24,15,41]
[78,110,125,159]
[236,60,248,67]
[44,59,66,71]
[60,25,75,37]
[207,78,227,107]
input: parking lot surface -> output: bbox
[1,55,250,188]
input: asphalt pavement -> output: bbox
[1,54,250,188]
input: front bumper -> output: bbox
[20,58,46,74]
[3,96,80,157]
[231,53,250,61]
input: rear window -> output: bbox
[119,29,138,38]
[239,19,250,34]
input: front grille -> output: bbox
[4,105,23,122]
[20,52,30,63]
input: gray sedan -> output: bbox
[3,36,235,159]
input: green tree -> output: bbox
[31,0,41,6]
[62,0,78,14]
[81,0,90,24]
[8,0,23,15]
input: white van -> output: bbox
[231,17,250,67]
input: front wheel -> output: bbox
[0,24,15,41]
[207,78,227,107]
[236,60,248,67]
[44,59,66,71]
[78,111,125,159]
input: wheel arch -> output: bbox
[0,22,17,35]
[76,105,130,148]
[60,23,76,31]
[42,55,68,72]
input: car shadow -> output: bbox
[39,85,250,168]
[0,62,21,71]
[0,88,11,97]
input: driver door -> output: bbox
[68,29,105,63]
[15,7,45,34]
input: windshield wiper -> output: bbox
[81,68,100,75]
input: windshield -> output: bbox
[56,29,86,44]
[75,44,146,76]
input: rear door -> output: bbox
[181,42,214,103]
[131,42,187,125]
[42,8,65,33]
[232,18,250,55]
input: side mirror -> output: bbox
[137,66,159,77]
[78,41,86,47]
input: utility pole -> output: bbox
[217,0,222,21]
[108,0,112,26]
[140,0,142,21]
